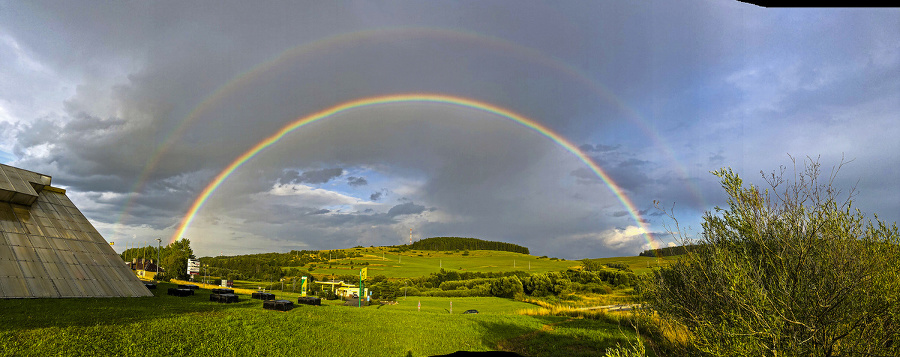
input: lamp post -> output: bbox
[156,238,161,278]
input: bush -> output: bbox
[490,276,523,298]
[402,287,421,296]
[523,273,553,297]
[642,158,900,356]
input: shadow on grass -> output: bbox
[0,282,256,331]
[476,316,638,357]
[469,316,556,354]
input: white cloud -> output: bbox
[267,183,362,203]
[263,183,383,211]
[561,226,680,256]
[0,103,14,124]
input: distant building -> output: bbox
[315,280,368,299]
[0,163,152,298]
[128,258,165,280]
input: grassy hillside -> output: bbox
[0,282,644,356]
[298,247,578,279]
[581,255,679,275]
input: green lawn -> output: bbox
[296,248,579,279]
[0,282,643,356]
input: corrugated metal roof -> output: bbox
[0,164,152,298]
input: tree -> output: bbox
[160,238,194,280]
[642,157,900,356]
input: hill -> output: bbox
[306,247,575,279]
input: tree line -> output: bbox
[407,237,530,254]
[364,266,637,300]
[637,244,703,257]
[119,238,194,281]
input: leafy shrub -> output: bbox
[490,276,523,298]
[643,159,900,356]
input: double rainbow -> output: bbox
[170,94,654,247]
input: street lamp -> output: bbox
[156,238,161,278]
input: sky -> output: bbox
[1,2,897,259]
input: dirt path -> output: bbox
[576,304,640,312]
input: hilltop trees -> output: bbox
[642,158,900,356]
[408,237,530,254]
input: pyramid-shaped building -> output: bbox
[0,163,152,298]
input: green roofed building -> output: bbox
[0,163,152,298]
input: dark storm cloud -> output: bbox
[571,153,654,193]
[279,168,344,185]
[298,168,344,184]
[386,202,427,218]
[369,191,383,201]
[347,176,367,186]
[708,151,725,166]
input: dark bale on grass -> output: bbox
[297,296,321,306]
[167,288,193,297]
[211,288,234,294]
[143,282,157,289]
[263,299,294,311]
[252,292,275,300]
[177,284,199,290]
[210,293,239,303]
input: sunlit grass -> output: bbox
[298,248,579,279]
[0,282,645,357]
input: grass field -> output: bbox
[581,255,679,275]
[294,248,580,279]
[0,282,645,356]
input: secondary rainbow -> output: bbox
[118,27,703,244]
[170,94,654,248]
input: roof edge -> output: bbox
[44,186,66,194]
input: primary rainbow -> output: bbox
[170,93,654,247]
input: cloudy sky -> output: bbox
[1,2,897,259]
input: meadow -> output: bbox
[292,248,581,279]
[0,282,646,357]
[580,255,677,275]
